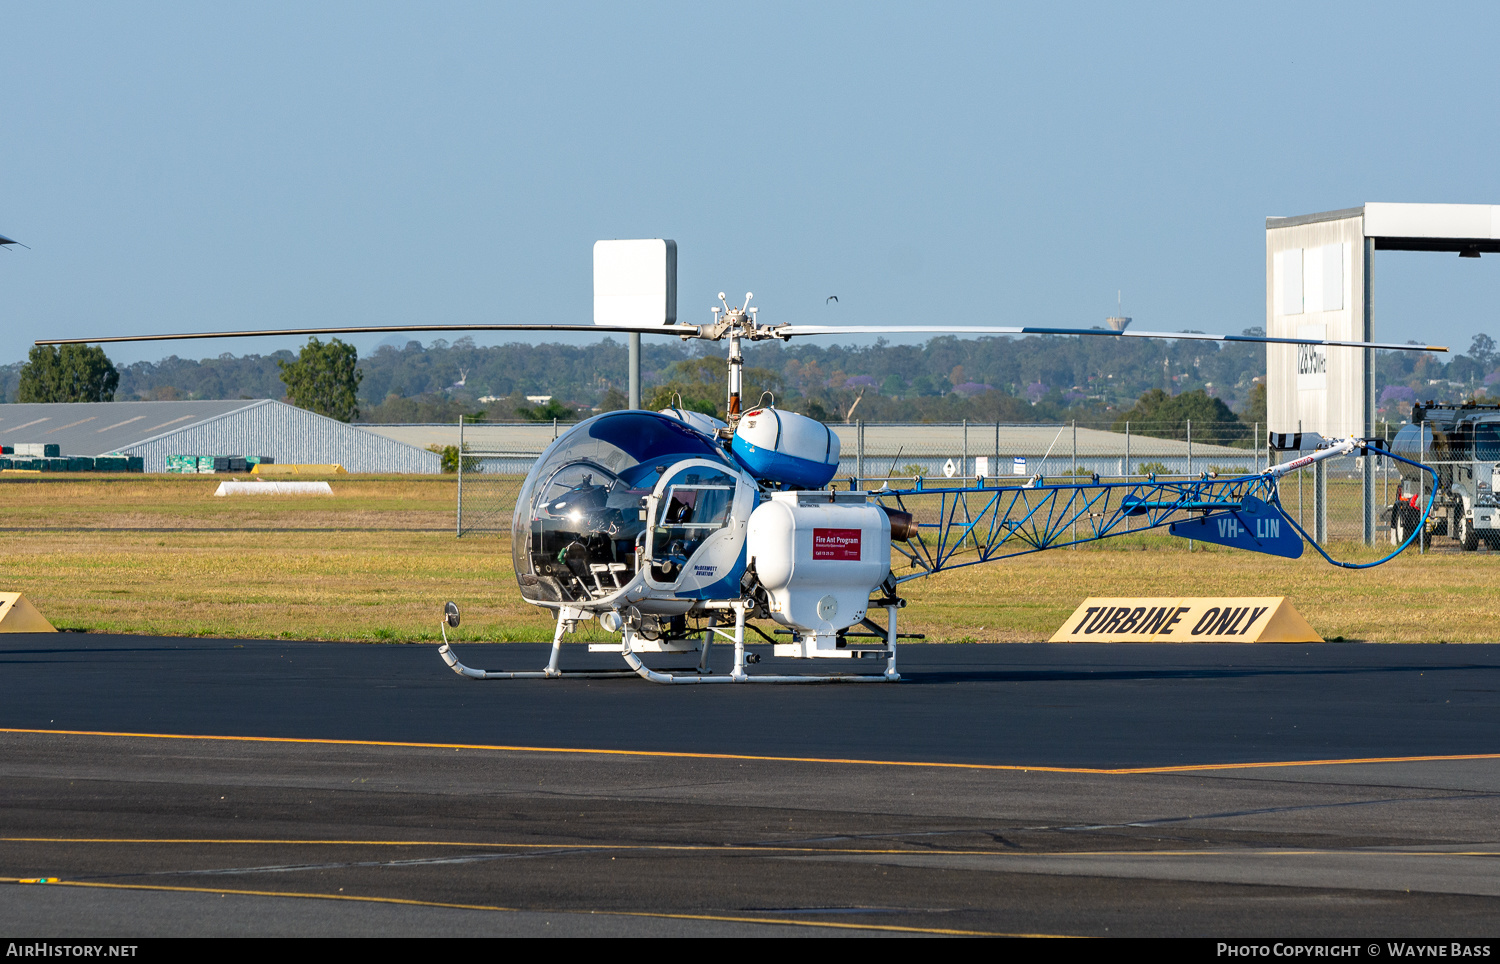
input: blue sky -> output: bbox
[2,2,1497,366]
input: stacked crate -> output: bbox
[0,449,140,473]
[164,454,273,474]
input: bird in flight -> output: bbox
[826,295,838,304]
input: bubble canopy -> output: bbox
[512,411,735,603]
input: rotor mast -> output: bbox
[712,292,756,426]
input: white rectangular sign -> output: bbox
[593,239,677,327]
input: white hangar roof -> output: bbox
[0,399,439,473]
[1268,202,1500,254]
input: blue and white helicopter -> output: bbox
[45,243,1443,684]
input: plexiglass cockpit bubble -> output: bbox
[512,411,735,604]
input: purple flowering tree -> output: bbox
[1378,385,1417,410]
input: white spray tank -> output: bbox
[746,490,891,658]
[658,406,728,437]
[731,406,841,489]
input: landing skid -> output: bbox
[438,606,637,679]
[438,602,901,684]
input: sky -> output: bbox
[1,2,1498,368]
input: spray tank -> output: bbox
[731,406,841,489]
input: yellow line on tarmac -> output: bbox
[0,879,1055,937]
[3,727,1497,775]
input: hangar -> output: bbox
[0,399,439,473]
[1266,201,1500,543]
[1266,202,1500,441]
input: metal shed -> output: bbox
[0,399,439,473]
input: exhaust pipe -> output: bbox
[881,506,919,541]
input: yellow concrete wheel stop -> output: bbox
[0,593,58,633]
[1049,597,1321,643]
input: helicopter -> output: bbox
[41,242,1445,684]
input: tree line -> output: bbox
[6,330,1497,433]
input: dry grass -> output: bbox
[3,475,1496,644]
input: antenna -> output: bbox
[1106,290,1132,333]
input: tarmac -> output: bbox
[2,635,1498,937]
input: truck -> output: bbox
[1389,401,1500,550]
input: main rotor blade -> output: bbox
[36,323,701,346]
[39,320,1450,354]
[774,324,1449,352]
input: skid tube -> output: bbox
[438,606,637,680]
[438,601,901,684]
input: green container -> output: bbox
[69,456,96,472]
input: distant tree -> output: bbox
[800,399,832,422]
[1469,333,1496,372]
[598,387,629,412]
[428,443,479,473]
[278,337,362,422]
[1112,388,1249,445]
[17,344,119,403]
[644,389,717,416]
[358,392,479,424]
[1448,355,1482,386]
[1379,385,1417,412]
[1244,382,1267,424]
[516,398,578,422]
[910,374,940,397]
[644,357,782,416]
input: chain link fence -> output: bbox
[455,419,559,537]
[455,416,1428,552]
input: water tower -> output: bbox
[1105,291,1131,331]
